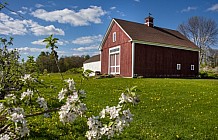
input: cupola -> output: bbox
[145,13,154,27]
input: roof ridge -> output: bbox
[114,18,178,32]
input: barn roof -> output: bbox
[83,54,100,64]
[99,18,199,51]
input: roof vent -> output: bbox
[145,13,154,27]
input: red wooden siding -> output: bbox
[101,22,132,77]
[134,44,199,77]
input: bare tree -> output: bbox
[178,16,218,65]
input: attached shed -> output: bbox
[83,54,101,75]
[99,16,199,78]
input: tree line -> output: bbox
[35,51,90,73]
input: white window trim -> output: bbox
[177,64,181,70]
[113,32,116,42]
[191,65,194,71]
[109,46,120,74]
[132,42,135,78]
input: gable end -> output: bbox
[99,19,132,50]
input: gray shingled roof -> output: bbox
[83,54,100,64]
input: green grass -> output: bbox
[27,73,218,140]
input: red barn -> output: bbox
[99,16,199,78]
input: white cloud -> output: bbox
[207,3,218,11]
[110,7,116,10]
[31,39,68,46]
[17,10,27,15]
[35,4,44,8]
[31,6,107,26]
[0,13,64,36]
[72,45,99,51]
[181,6,197,13]
[12,47,66,55]
[116,10,125,16]
[15,47,48,53]
[72,35,103,45]
[30,24,64,36]
[31,39,46,46]
[134,0,140,2]
[0,13,27,35]
[21,7,28,10]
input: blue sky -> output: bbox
[0,0,218,60]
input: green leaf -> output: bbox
[130,86,137,92]
[130,92,136,96]
[108,121,114,127]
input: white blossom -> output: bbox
[100,125,109,135]
[22,74,31,80]
[122,109,133,123]
[105,106,121,119]
[119,93,139,105]
[58,88,67,102]
[0,103,4,112]
[36,97,48,110]
[119,93,128,104]
[86,102,135,139]
[0,134,10,140]
[99,108,106,118]
[21,74,34,83]
[87,116,101,129]
[65,78,75,90]
[58,104,78,124]
[19,124,30,137]
[67,92,79,103]
[10,112,24,123]
[20,89,33,100]
[86,129,99,140]
[6,108,29,138]
[5,94,17,104]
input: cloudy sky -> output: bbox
[0,0,218,60]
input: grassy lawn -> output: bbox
[27,73,218,139]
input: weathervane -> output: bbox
[149,13,152,17]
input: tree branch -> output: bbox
[25,108,60,118]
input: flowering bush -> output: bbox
[85,86,138,140]
[0,36,139,139]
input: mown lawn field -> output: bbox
[27,73,218,140]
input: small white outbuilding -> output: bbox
[83,54,101,76]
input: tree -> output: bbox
[36,51,52,73]
[0,35,139,139]
[178,16,218,65]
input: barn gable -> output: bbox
[100,19,133,77]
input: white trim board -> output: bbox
[132,40,199,52]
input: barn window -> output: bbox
[113,32,116,42]
[191,65,194,70]
[109,46,120,74]
[177,64,181,70]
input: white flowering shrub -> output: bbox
[86,86,139,140]
[0,36,139,139]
